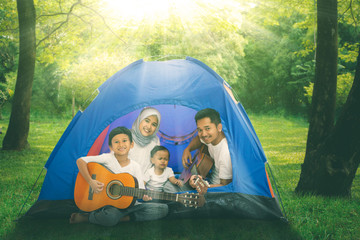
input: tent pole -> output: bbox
[15,167,46,221]
[266,162,288,220]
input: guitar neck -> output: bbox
[120,186,178,202]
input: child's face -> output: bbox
[151,150,169,170]
[139,115,158,137]
[196,117,223,145]
[109,133,134,156]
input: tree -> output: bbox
[2,0,36,150]
[306,0,338,155]
[1,0,107,149]
[296,0,360,196]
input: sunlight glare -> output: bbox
[101,0,198,23]
[99,0,256,32]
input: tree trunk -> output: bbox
[296,0,342,195]
[305,0,338,155]
[296,47,360,196]
[2,0,36,150]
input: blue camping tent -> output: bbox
[26,57,285,220]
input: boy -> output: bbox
[144,145,182,191]
[70,127,168,226]
[182,108,232,189]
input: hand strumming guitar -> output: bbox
[89,179,104,194]
[182,147,193,169]
[182,135,203,169]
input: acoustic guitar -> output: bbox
[74,162,206,212]
[179,145,214,183]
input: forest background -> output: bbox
[0,0,358,118]
[0,0,360,239]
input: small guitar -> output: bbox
[179,145,214,183]
[74,162,205,212]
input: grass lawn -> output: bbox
[0,112,359,240]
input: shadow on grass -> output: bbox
[4,216,302,240]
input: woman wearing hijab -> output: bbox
[129,107,161,174]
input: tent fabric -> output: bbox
[26,57,284,220]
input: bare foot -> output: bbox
[69,213,89,224]
[119,215,130,222]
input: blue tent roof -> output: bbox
[38,57,275,203]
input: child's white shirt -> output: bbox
[81,152,145,189]
[144,166,175,191]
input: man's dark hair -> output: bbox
[195,108,221,125]
[108,126,133,146]
[150,145,170,159]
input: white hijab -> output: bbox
[131,107,161,147]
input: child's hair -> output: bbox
[108,126,133,146]
[150,145,170,159]
[195,108,221,125]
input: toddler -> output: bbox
[144,145,182,191]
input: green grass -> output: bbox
[0,112,359,240]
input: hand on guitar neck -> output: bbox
[189,175,210,195]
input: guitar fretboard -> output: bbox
[117,186,178,201]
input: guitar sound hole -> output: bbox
[107,180,123,200]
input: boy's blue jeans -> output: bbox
[89,202,168,226]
